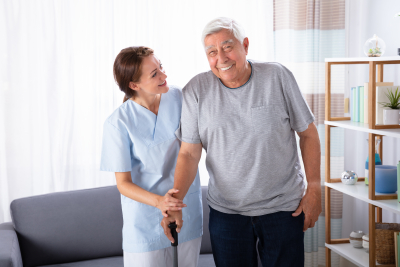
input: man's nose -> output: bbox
[217,50,228,64]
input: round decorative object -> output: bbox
[349,231,364,248]
[362,234,369,253]
[341,171,358,185]
[375,165,397,193]
[364,34,386,57]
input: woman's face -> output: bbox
[132,54,169,95]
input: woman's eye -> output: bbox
[152,72,157,78]
[160,64,163,69]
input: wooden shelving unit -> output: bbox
[325,56,400,267]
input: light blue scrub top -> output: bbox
[100,86,202,253]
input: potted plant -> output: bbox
[379,87,400,125]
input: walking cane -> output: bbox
[168,222,178,267]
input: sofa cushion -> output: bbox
[0,222,23,267]
[198,254,216,267]
[10,186,123,267]
[37,256,123,267]
[39,255,215,267]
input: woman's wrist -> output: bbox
[154,194,162,209]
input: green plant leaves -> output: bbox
[380,87,400,109]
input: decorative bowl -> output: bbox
[341,171,358,185]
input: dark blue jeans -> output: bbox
[209,206,305,267]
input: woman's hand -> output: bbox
[156,189,187,217]
[161,210,183,242]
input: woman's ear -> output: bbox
[129,82,140,91]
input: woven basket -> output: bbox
[376,223,400,264]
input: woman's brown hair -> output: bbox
[113,46,154,103]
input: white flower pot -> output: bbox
[383,108,400,125]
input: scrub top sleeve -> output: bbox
[280,65,315,133]
[175,84,201,144]
[100,120,133,172]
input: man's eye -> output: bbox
[209,51,216,56]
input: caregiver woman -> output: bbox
[100,46,202,267]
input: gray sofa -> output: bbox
[0,186,216,267]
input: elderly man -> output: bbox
[162,17,321,267]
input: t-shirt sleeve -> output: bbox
[100,120,133,172]
[175,83,202,144]
[280,65,315,132]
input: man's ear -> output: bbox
[129,82,140,91]
[243,37,249,55]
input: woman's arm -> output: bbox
[160,142,203,242]
[115,172,186,217]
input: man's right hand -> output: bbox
[161,210,183,243]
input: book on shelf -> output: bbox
[376,85,399,125]
[355,86,360,122]
[359,86,364,123]
[394,232,400,267]
[364,83,368,123]
[351,87,356,121]
[363,81,393,124]
[347,82,394,123]
[350,87,353,121]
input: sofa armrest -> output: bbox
[0,222,23,267]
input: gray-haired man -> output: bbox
[162,17,321,267]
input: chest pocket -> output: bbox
[251,105,280,135]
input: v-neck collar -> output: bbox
[129,93,167,143]
[130,94,163,117]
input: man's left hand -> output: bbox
[292,183,322,232]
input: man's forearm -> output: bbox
[172,152,201,200]
[299,133,321,187]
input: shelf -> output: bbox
[325,56,400,63]
[325,182,400,215]
[325,243,384,267]
[325,120,400,138]
[324,56,400,266]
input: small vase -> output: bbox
[383,109,399,125]
[375,165,397,193]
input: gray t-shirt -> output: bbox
[175,60,315,216]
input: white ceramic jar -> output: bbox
[349,231,364,248]
[362,234,369,253]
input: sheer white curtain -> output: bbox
[0,0,274,223]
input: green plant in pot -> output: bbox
[379,87,400,125]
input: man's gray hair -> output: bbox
[201,17,246,48]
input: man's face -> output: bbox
[204,29,249,85]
